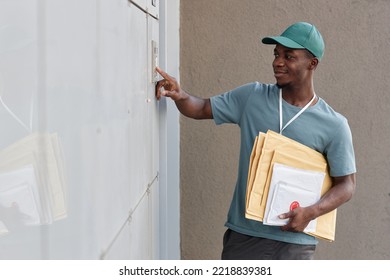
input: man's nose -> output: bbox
[273,57,284,67]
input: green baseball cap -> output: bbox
[262,22,325,60]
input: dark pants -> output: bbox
[221,229,316,260]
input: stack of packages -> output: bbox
[0,133,67,236]
[245,130,336,241]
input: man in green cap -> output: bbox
[155,22,356,260]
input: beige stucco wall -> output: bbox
[179,0,390,259]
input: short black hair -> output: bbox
[304,49,316,59]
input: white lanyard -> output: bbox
[279,89,316,134]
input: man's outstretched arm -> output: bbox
[155,67,213,120]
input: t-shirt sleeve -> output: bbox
[325,118,357,177]
[210,82,255,125]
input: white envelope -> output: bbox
[0,165,42,227]
[264,163,325,232]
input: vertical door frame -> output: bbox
[158,0,180,260]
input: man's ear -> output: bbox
[309,58,319,70]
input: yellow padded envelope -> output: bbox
[245,132,265,221]
[245,130,336,241]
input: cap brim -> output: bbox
[261,36,305,49]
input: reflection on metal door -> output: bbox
[0,0,163,259]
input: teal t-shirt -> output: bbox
[210,82,356,245]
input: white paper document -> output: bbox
[263,163,325,232]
